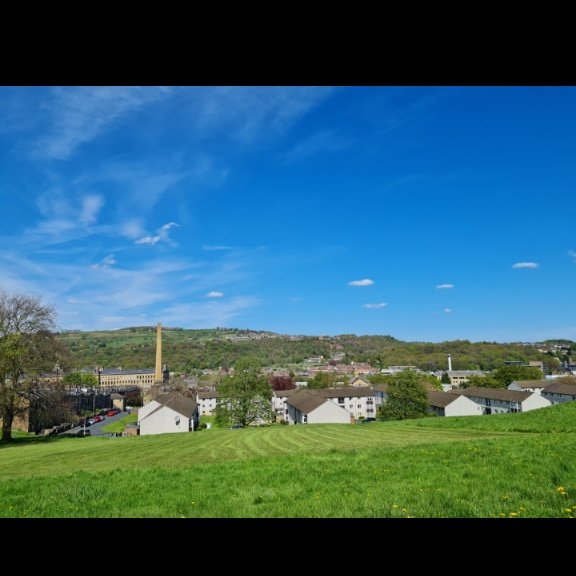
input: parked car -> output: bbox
[361,417,376,423]
[107,409,119,417]
[230,423,244,429]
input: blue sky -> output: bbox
[1,86,575,342]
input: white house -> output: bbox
[317,387,377,420]
[272,389,299,420]
[507,379,548,394]
[285,391,351,424]
[139,392,199,436]
[542,381,576,404]
[452,386,551,414]
[196,390,220,416]
[427,391,482,417]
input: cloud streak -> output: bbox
[436,283,454,289]
[363,303,387,309]
[206,291,224,298]
[512,262,539,269]
[33,86,173,160]
[135,222,179,246]
[349,279,374,286]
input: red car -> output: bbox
[107,409,119,417]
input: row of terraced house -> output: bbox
[196,378,576,425]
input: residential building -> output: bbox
[451,386,551,414]
[427,391,481,417]
[272,389,299,420]
[285,390,351,424]
[507,379,548,394]
[138,391,199,436]
[542,381,576,404]
[317,387,377,420]
[197,390,220,416]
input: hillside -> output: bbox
[1,402,575,517]
[55,327,562,373]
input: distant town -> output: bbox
[5,323,575,439]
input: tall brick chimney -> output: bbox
[155,323,163,383]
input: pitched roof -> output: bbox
[453,386,531,403]
[286,390,330,414]
[316,387,374,398]
[427,390,460,408]
[153,391,198,418]
[510,379,549,389]
[543,381,576,396]
[272,389,299,398]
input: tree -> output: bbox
[440,372,451,384]
[491,365,544,388]
[308,371,340,389]
[215,356,273,427]
[0,289,66,441]
[269,374,295,391]
[378,370,430,421]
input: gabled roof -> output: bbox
[272,388,299,398]
[150,391,198,418]
[316,387,374,398]
[286,391,330,414]
[510,379,549,389]
[543,381,576,396]
[453,386,531,403]
[427,390,461,408]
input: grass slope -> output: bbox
[1,403,576,518]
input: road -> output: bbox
[68,410,132,437]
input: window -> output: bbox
[338,397,344,404]
[367,398,374,405]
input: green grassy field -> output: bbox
[1,403,575,518]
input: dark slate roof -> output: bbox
[154,391,198,418]
[543,381,576,396]
[316,387,374,398]
[286,391,330,414]
[454,386,531,403]
[273,389,299,398]
[427,391,460,408]
[511,379,549,389]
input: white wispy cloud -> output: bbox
[512,262,539,269]
[21,191,105,247]
[191,86,335,143]
[281,129,350,163]
[206,291,224,298]
[444,308,453,313]
[135,222,179,246]
[363,303,387,309]
[33,86,173,160]
[436,283,454,289]
[568,250,576,262]
[203,245,233,251]
[91,254,117,270]
[349,278,374,286]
